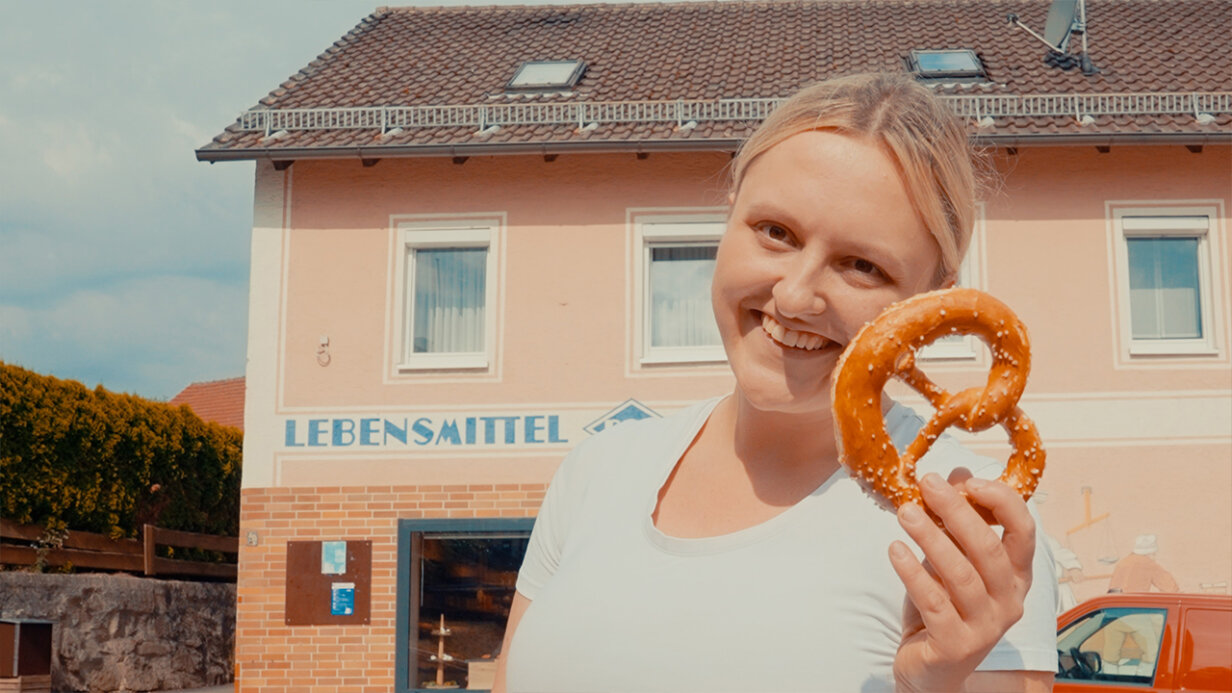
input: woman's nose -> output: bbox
[773,258,828,318]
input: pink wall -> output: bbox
[280,153,735,409]
[250,144,1232,596]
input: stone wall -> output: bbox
[0,572,234,692]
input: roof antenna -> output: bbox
[1007,0,1099,75]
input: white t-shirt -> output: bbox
[508,397,1057,692]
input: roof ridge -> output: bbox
[373,0,1070,9]
[177,376,245,388]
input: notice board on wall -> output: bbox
[284,540,372,626]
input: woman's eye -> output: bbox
[850,258,887,280]
[756,223,791,243]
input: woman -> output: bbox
[494,73,1057,692]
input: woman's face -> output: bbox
[713,130,944,417]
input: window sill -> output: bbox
[1128,340,1219,358]
[397,353,490,372]
[917,346,980,362]
[639,347,727,366]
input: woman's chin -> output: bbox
[734,376,835,418]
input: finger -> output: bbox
[898,491,988,619]
[920,473,1016,601]
[946,466,974,486]
[963,477,1037,580]
[888,535,963,638]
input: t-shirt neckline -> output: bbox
[641,395,849,557]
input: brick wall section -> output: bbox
[235,483,546,693]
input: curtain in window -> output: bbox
[649,245,721,348]
[412,247,487,353]
[1127,237,1202,340]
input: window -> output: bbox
[1057,607,1167,685]
[396,219,500,371]
[507,60,585,90]
[1111,207,1222,358]
[633,217,726,365]
[919,212,985,361]
[395,518,534,693]
[909,49,986,79]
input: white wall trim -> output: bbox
[242,162,292,489]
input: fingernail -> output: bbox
[921,473,945,490]
[900,503,925,524]
[966,477,989,490]
[889,541,910,559]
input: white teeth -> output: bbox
[761,314,831,351]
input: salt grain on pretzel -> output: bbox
[832,287,1045,516]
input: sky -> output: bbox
[0,0,595,401]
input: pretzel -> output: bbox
[832,287,1045,516]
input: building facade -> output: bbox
[198,2,1232,690]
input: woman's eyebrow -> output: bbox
[739,201,803,229]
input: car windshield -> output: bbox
[1057,607,1167,685]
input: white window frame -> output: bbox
[507,60,585,90]
[1109,204,1222,359]
[632,215,727,366]
[919,206,986,361]
[393,218,501,372]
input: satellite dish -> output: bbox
[1042,0,1080,51]
[1007,0,1099,75]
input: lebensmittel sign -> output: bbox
[278,399,662,453]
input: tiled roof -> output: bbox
[169,377,245,431]
[198,0,1232,160]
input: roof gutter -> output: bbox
[195,138,745,163]
[196,131,1231,163]
[975,131,1232,147]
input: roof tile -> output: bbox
[169,377,245,431]
[201,0,1231,157]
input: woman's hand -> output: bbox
[889,469,1037,693]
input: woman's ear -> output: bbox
[728,191,735,205]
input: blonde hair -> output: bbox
[732,73,978,284]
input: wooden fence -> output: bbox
[0,519,237,580]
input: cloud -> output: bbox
[1,0,599,399]
[39,122,115,181]
[0,274,248,399]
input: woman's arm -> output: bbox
[890,470,1046,692]
[490,591,532,693]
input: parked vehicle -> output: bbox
[1056,592,1232,692]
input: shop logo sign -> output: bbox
[583,399,660,435]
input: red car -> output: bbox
[1055,592,1232,692]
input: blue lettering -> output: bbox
[465,417,476,445]
[384,419,408,445]
[482,417,499,444]
[360,418,380,446]
[412,417,434,445]
[284,420,304,447]
[497,416,518,444]
[436,419,462,445]
[548,415,567,443]
[331,419,356,446]
[524,415,544,444]
[308,419,328,447]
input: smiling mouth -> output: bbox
[760,314,836,351]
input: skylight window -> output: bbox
[909,50,986,79]
[507,60,585,90]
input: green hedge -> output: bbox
[0,362,241,539]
